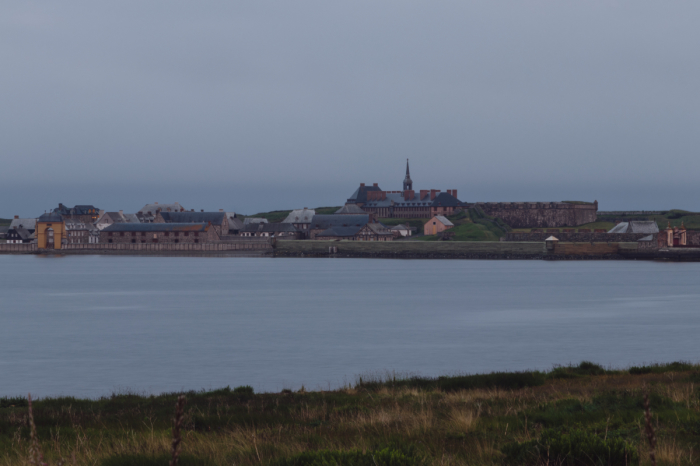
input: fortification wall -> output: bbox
[505,232,649,242]
[473,202,597,228]
[0,239,272,255]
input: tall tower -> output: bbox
[403,159,413,190]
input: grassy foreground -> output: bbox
[3,362,700,465]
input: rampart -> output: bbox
[274,240,633,259]
[0,239,272,255]
[471,202,597,228]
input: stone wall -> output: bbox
[472,202,597,228]
[505,232,650,242]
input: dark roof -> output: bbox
[335,204,366,215]
[9,226,32,240]
[159,211,225,225]
[242,223,298,233]
[54,204,99,215]
[317,225,364,237]
[347,185,383,203]
[310,214,369,230]
[38,212,64,222]
[102,223,209,232]
[228,217,244,230]
[431,192,462,207]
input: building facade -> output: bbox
[36,212,66,250]
[53,204,100,223]
[100,223,220,244]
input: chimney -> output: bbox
[167,207,171,212]
[14,215,19,219]
[452,189,457,199]
[430,189,439,201]
[219,209,224,212]
[201,209,204,212]
[382,191,386,201]
[303,207,308,210]
[119,210,124,216]
[155,202,158,204]
[360,183,365,187]
[191,209,194,212]
[420,190,428,200]
[373,183,378,187]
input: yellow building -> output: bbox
[36,212,66,250]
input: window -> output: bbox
[131,239,136,243]
[108,232,113,237]
[164,232,169,237]
[184,232,189,237]
[141,232,146,236]
[131,232,136,237]
[120,232,124,237]
[194,232,199,237]
[194,239,199,243]
[108,239,113,243]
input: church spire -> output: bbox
[403,158,413,190]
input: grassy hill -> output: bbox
[2,361,697,465]
[0,218,10,226]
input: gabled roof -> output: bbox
[310,214,369,230]
[102,223,209,232]
[433,215,454,226]
[607,221,659,234]
[282,209,316,223]
[159,211,225,225]
[101,212,140,224]
[335,204,365,215]
[244,218,268,225]
[431,192,462,207]
[9,218,37,230]
[10,226,33,240]
[227,215,244,231]
[390,224,410,231]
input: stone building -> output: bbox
[348,161,462,219]
[156,211,230,236]
[241,222,301,239]
[473,201,598,228]
[65,219,98,245]
[53,204,100,223]
[282,208,315,238]
[136,202,186,222]
[100,223,219,244]
[425,215,454,236]
[308,214,393,241]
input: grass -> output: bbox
[0,218,10,226]
[415,208,508,241]
[4,362,700,465]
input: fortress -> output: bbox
[348,161,598,228]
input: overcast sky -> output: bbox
[1,1,698,217]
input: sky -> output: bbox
[1,1,699,217]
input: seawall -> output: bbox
[274,240,636,260]
[0,240,273,256]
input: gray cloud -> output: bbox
[1,1,699,216]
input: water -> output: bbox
[1,255,698,398]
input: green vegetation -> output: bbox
[416,208,509,242]
[596,210,700,231]
[4,362,700,465]
[0,218,10,226]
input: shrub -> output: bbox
[100,454,214,466]
[232,385,254,395]
[357,371,545,392]
[271,448,423,466]
[629,361,695,375]
[549,361,609,379]
[0,396,28,408]
[502,428,638,465]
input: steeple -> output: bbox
[403,159,413,190]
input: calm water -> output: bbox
[1,255,698,398]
